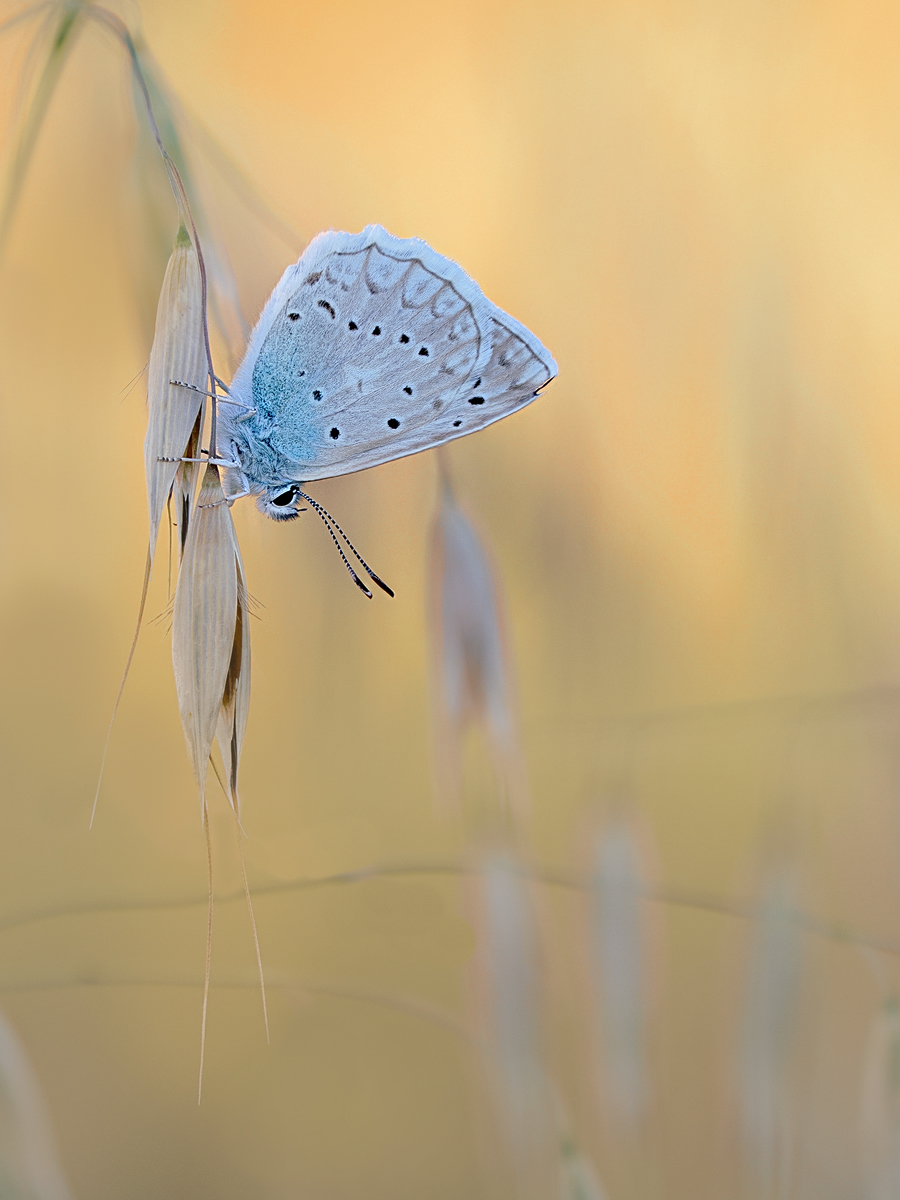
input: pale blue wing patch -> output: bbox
[224,226,557,487]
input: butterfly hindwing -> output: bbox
[226,226,557,484]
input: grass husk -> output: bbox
[172,465,241,810]
[144,222,206,566]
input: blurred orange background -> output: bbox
[2,0,900,1196]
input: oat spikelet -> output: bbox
[145,221,207,567]
[739,862,803,1195]
[172,466,240,814]
[589,815,650,1128]
[429,468,527,820]
[473,853,553,1195]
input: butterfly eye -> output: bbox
[259,486,302,522]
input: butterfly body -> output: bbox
[221,225,557,515]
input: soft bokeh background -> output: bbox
[2,0,900,1196]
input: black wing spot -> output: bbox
[387,418,400,429]
[372,325,381,336]
[329,427,340,439]
[399,334,410,343]
[473,377,481,387]
[453,420,462,427]
[313,390,322,401]
[348,320,358,330]
[318,300,336,319]
[304,271,322,285]
[403,386,412,395]
[418,347,429,356]
[288,312,300,321]
[468,396,485,405]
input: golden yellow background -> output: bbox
[2,0,900,1195]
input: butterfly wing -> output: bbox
[227,226,557,484]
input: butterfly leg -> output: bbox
[228,441,252,496]
[169,379,255,413]
[157,455,241,468]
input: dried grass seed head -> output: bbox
[739,862,803,1186]
[172,465,245,814]
[590,817,650,1127]
[474,853,551,1174]
[145,222,206,566]
[429,482,527,816]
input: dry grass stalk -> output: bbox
[860,996,900,1200]
[0,1005,73,1199]
[4,0,269,1099]
[474,853,554,1197]
[558,1139,607,1200]
[429,468,528,821]
[739,863,802,1196]
[145,222,206,566]
[589,816,649,1129]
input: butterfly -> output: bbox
[217,225,557,517]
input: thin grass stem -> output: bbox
[198,800,213,1104]
[0,974,477,1045]
[87,6,219,454]
[2,859,899,965]
[232,808,268,1044]
[0,1,84,258]
[0,2,53,39]
[90,545,151,827]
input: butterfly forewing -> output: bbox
[227,226,557,486]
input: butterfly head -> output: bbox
[258,484,302,521]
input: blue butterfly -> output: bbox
[218,225,557,517]
[188,226,559,595]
